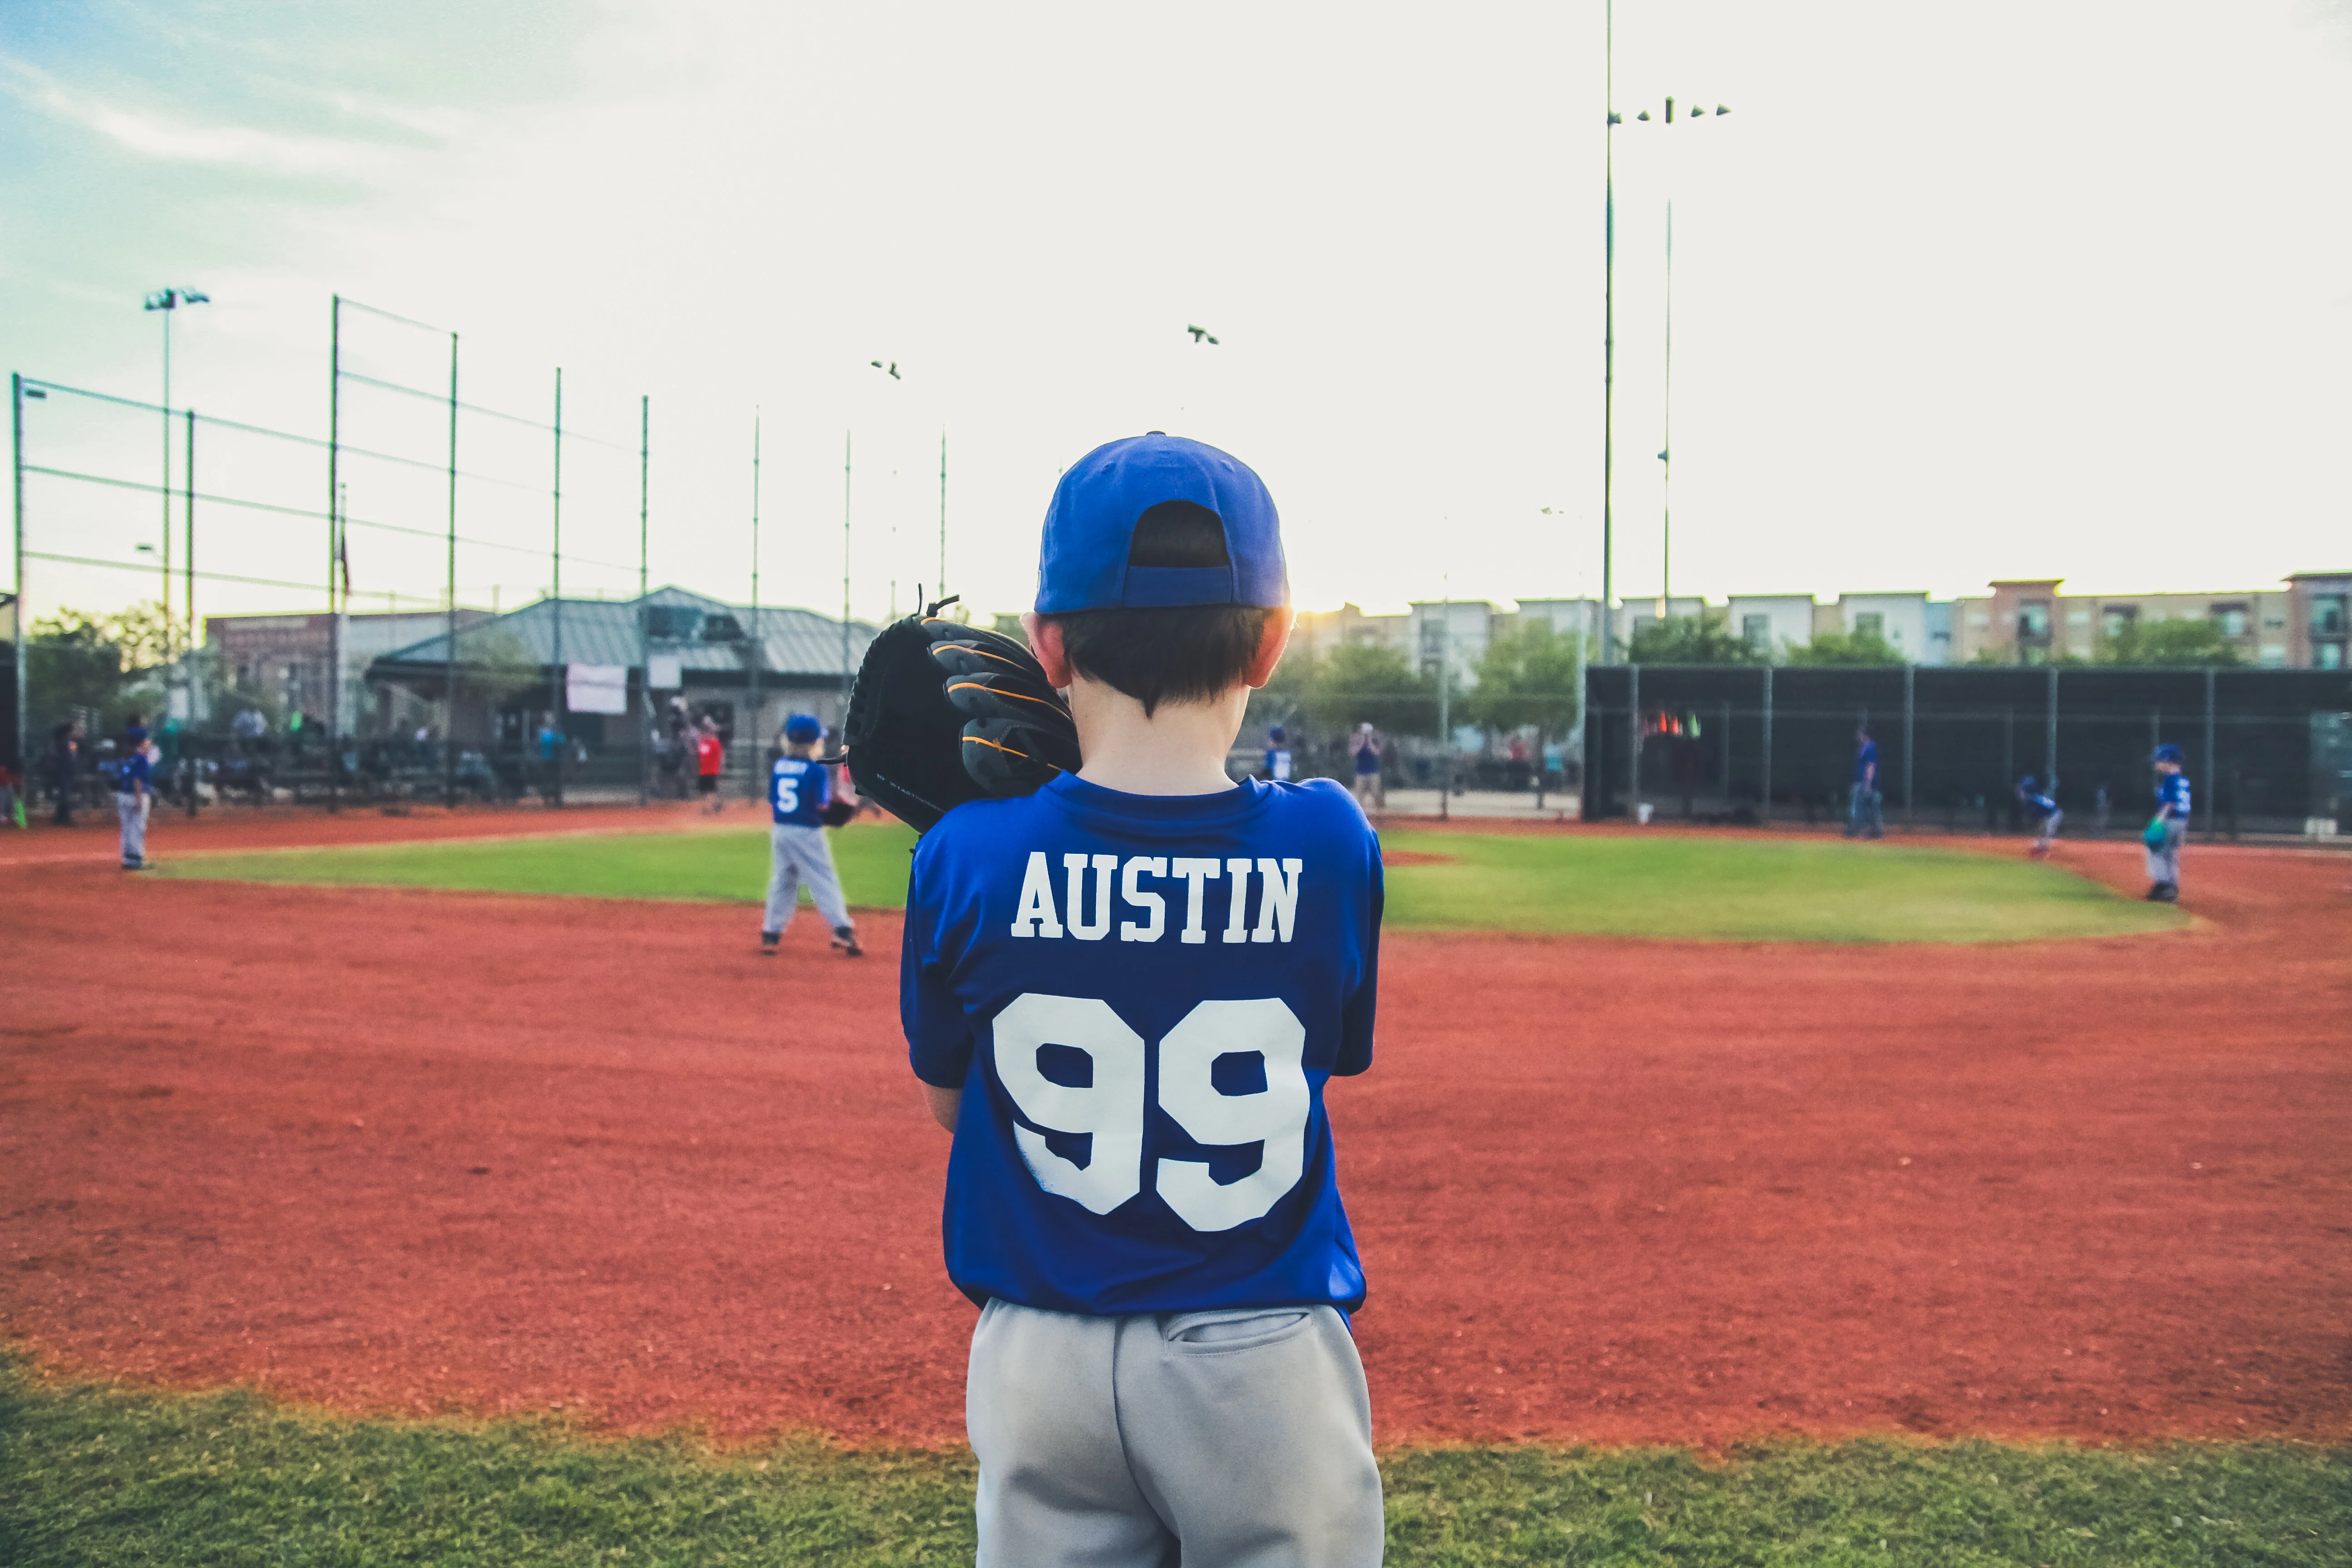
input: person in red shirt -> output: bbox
[695,715,726,813]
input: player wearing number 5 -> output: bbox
[760,715,862,957]
[902,435,1385,1568]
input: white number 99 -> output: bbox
[990,993,1309,1232]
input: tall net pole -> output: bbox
[444,331,459,810]
[841,430,852,716]
[12,374,27,788]
[638,393,650,808]
[748,409,762,799]
[1600,0,1617,664]
[938,428,948,603]
[551,366,564,808]
[186,407,199,817]
[326,296,341,813]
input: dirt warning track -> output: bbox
[4,826,2348,1445]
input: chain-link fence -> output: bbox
[10,299,873,819]
[1583,663,2352,838]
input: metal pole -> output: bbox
[842,429,853,712]
[1660,198,1672,611]
[12,374,28,794]
[188,408,201,818]
[1759,663,1773,824]
[1437,593,1451,822]
[1902,661,1915,824]
[551,366,564,808]
[445,332,459,810]
[638,393,650,809]
[160,304,172,642]
[2045,665,2059,798]
[938,427,949,603]
[748,408,762,800]
[326,296,341,814]
[2202,665,2216,842]
[1627,662,1641,814]
[1600,0,1617,664]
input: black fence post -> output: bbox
[1759,664,1773,826]
[1902,662,1915,826]
[1626,663,1641,814]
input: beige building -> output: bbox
[1950,574,2349,667]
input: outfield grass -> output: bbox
[160,827,2182,945]
[158,823,924,913]
[3,1362,2342,1567]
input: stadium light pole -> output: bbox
[144,287,208,652]
[1605,88,1729,642]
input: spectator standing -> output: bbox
[1845,724,1884,839]
[1348,722,1381,811]
[1264,724,1293,783]
[50,720,83,826]
[695,715,726,813]
[114,730,152,868]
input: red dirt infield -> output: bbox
[4,809,2348,1447]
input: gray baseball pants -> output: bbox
[2145,819,2185,886]
[762,823,851,936]
[966,1298,1384,1568]
[116,793,147,866]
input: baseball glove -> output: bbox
[841,598,1081,833]
[819,798,858,828]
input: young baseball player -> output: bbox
[2146,743,2191,902]
[694,716,725,813]
[2016,774,2061,858]
[1264,722,1293,783]
[761,715,861,957]
[902,434,1384,1567]
[114,730,152,869]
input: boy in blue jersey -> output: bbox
[2146,743,2191,902]
[2016,774,2061,859]
[761,715,861,956]
[903,434,1385,1568]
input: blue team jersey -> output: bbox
[769,756,832,826]
[115,752,151,793]
[2157,773,2192,820]
[902,773,1381,1317]
[1855,740,1878,783]
[2020,790,2057,817]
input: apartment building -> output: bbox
[1950,573,2350,667]
[1274,569,2349,684]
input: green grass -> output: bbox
[162,826,2182,945]
[4,1362,2344,1567]
[157,823,923,913]
[1375,832,2186,943]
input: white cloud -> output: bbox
[0,54,388,177]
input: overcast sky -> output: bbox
[5,0,2349,632]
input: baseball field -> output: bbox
[5,806,2347,1564]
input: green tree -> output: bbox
[1626,612,1758,665]
[1784,627,1906,666]
[2097,618,2242,667]
[1468,621,1583,740]
[26,603,171,732]
[1302,643,1437,739]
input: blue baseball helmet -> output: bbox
[2151,742,2184,764]
[1269,724,1285,743]
[2018,774,2036,791]
[784,714,823,744]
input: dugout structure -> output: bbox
[1583,663,2352,838]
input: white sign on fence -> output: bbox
[566,663,629,715]
[647,653,683,690]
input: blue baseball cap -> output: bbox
[2151,742,2184,764]
[784,714,823,744]
[1035,433,1287,613]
